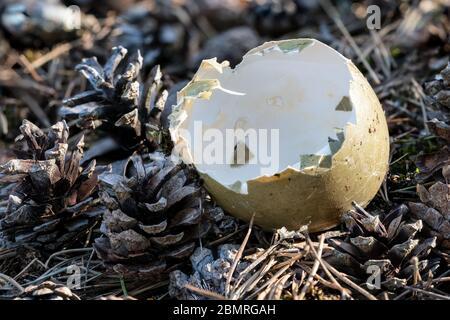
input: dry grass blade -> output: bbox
[45,248,95,268]
[319,0,381,84]
[322,260,378,300]
[403,286,450,300]
[305,235,350,298]
[411,78,429,133]
[0,272,25,296]
[247,263,293,300]
[13,258,45,281]
[231,258,278,300]
[184,284,227,300]
[232,244,278,289]
[296,263,344,295]
[225,215,254,297]
[298,234,325,299]
[30,42,77,70]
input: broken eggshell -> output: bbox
[169,39,389,232]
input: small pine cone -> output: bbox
[15,281,80,300]
[61,46,169,152]
[409,182,450,250]
[0,120,105,255]
[420,63,450,180]
[425,62,450,109]
[326,204,439,293]
[94,152,221,280]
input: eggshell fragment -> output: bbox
[170,39,389,232]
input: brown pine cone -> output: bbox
[326,203,440,293]
[423,62,450,138]
[409,181,450,251]
[412,62,450,184]
[94,152,224,280]
[15,281,80,300]
[61,46,170,152]
[0,120,105,255]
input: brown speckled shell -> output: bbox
[199,61,389,232]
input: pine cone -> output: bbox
[409,182,450,251]
[412,62,450,184]
[94,152,222,280]
[423,62,450,138]
[327,203,439,293]
[0,120,105,255]
[426,62,450,102]
[61,46,169,152]
[15,281,80,300]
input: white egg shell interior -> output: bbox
[171,39,359,193]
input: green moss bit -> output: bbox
[181,79,220,99]
[300,154,332,170]
[328,136,343,154]
[335,96,353,111]
[277,39,313,53]
[229,180,244,193]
